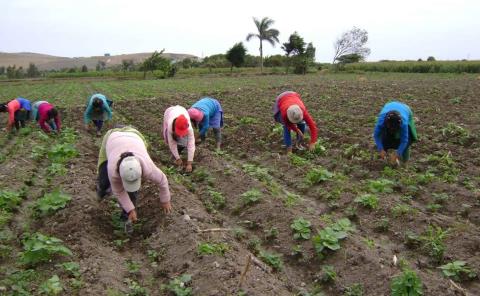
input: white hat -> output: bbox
[287,105,303,123]
[119,156,142,192]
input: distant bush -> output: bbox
[342,60,480,73]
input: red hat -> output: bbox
[175,115,189,137]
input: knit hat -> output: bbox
[188,108,204,122]
[287,105,303,123]
[175,114,189,137]
[119,156,142,192]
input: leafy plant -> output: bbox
[344,283,363,296]
[198,242,229,256]
[391,268,423,296]
[239,116,259,125]
[284,192,301,207]
[332,218,356,233]
[305,167,334,185]
[439,261,477,281]
[33,191,71,217]
[259,250,283,271]
[20,232,72,266]
[241,189,262,206]
[367,178,394,193]
[56,261,81,278]
[247,237,261,255]
[47,163,67,177]
[125,260,141,274]
[0,190,22,212]
[441,122,470,145]
[290,154,308,166]
[432,193,450,204]
[242,164,272,183]
[354,194,379,209]
[47,143,78,163]
[290,217,312,240]
[125,278,148,296]
[392,203,412,217]
[204,188,225,211]
[161,274,192,296]
[264,227,279,241]
[40,275,63,295]
[312,227,346,255]
[419,225,448,262]
[320,265,337,283]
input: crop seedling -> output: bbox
[56,261,81,278]
[161,274,192,296]
[242,164,273,183]
[439,261,477,281]
[305,142,327,158]
[259,250,283,271]
[291,245,304,257]
[392,203,412,217]
[0,190,22,212]
[290,217,312,240]
[247,237,261,255]
[233,227,247,240]
[124,278,148,296]
[20,232,72,266]
[197,242,229,256]
[344,283,364,296]
[305,167,334,185]
[441,122,470,145]
[47,163,67,177]
[125,260,141,275]
[0,269,38,295]
[290,154,309,166]
[404,231,422,249]
[312,218,355,258]
[419,225,448,263]
[48,143,78,163]
[354,194,379,209]
[264,227,279,241]
[367,178,394,193]
[241,189,263,206]
[33,191,71,217]
[374,217,390,232]
[239,116,259,125]
[391,268,423,296]
[426,203,442,212]
[432,193,450,204]
[284,192,301,207]
[320,265,337,283]
[40,275,63,295]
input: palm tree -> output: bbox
[246,17,280,73]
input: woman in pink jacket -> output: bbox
[163,105,195,173]
[96,126,172,233]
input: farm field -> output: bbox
[1,73,480,295]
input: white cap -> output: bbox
[287,105,303,123]
[119,156,142,192]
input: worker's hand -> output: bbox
[128,209,138,223]
[379,150,387,160]
[175,158,183,167]
[161,201,173,214]
[308,143,316,151]
[185,162,193,173]
[297,130,304,139]
[391,153,400,166]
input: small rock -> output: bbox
[183,214,191,221]
[300,282,306,287]
[213,261,220,268]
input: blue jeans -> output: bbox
[274,112,305,147]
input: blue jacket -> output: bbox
[192,98,221,136]
[84,94,112,124]
[16,98,32,111]
[373,101,411,156]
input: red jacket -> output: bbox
[38,103,61,133]
[278,92,318,145]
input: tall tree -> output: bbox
[246,17,280,73]
[332,27,370,63]
[81,65,88,72]
[121,59,134,73]
[282,32,306,73]
[226,42,247,71]
[26,63,40,78]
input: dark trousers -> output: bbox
[97,161,138,221]
[93,120,104,132]
[14,110,29,130]
[381,127,414,160]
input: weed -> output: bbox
[305,167,334,185]
[374,217,390,232]
[320,265,337,283]
[290,154,309,166]
[392,204,412,217]
[239,116,259,125]
[354,194,379,209]
[233,227,247,240]
[344,283,363,296]
[125,260,141,275]
[161,274,192,296]
[191,167,213,185]
[31,145,47,160]
[33,191,71,217]
[259,250,283,271]
[404,231,422,249]
[391,268,423,296]
[363,238,375,249]
[426,203,442,212]
[198,242,229,256]
[125,278,148,296]
[441,123,470,145]
[247,237,261,255]
[242,164,272,183]
[420,225,448,263]
[284,192,301,207]
[20,232,72,266]
[204,188,225,212]
[0,190,22,212]
[40,275,63,295]
[432,193,450,204]
[439,261,477,281]
[56,261,81,278]
[240,189,262,206]
[291,245,304,257]
[264,227,279,241]
[290,217,312,240]
[47,143,78,163]
[47,163,67,177]
[367,178,394,193]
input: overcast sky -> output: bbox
[1,0,479,62]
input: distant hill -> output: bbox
[0,52,198,71]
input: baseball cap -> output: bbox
[119,156,142,192]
